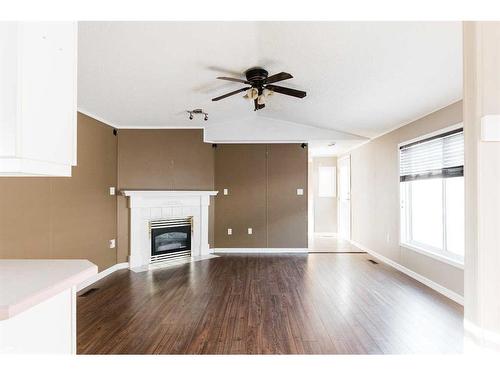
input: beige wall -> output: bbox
[116,129,215,262]
[214,144,308,248]
[348,101,464,296]
[312,157,337,233]
[0,113,118,271]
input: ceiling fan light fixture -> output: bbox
[249,88,259,100]
[212,67,306,111]
[263,88,273,97]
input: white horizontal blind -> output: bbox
[399,129,464,182]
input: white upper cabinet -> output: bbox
[0,22,77,176]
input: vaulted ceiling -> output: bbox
[78,21,462,151]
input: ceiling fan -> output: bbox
[211,67,307,111]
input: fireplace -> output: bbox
[121,190,218,269]
[150,217,192,262]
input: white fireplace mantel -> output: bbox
[121,190,218,269]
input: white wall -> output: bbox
[347,101,464,296]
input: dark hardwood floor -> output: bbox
[77,253,464,354]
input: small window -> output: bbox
[318,166,336,197]
[399,127,464,266]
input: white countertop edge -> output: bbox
[0,262,97,321]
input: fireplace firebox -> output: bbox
[150,218,192,262]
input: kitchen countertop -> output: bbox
[0,259,97,321]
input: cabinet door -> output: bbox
[19,22,77,167]
[0,22,18,157]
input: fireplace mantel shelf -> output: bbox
[121,190,218,197]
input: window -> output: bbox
[318,166,336,197]
[399,127,464,266]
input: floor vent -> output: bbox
[368,259,379,264]
[79,288,99,297]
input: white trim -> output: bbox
[121,190,218,198]
[120,125,206,130]
[400,241,464,269]
[464,319,500,351]
[79,109,198,133]
[480,115,500,141]
[77,108,122,130]
[212,248,308,254]
[313,232,337,237]
[0,157,72,177]
[337,154,351,241]
[77,262,129,291]
[70,286,76,354]
[349,240,464,305]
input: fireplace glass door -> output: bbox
[151,223,191,259]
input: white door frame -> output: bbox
[337,155,351,240]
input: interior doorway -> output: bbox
[308,151,357,252]
[337,155,351,241]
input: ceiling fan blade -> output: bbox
[212,87,251,101]
[266,84,307,98]
[217,77,251,84]
[265,72,293,84]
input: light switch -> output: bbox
[296,188,304,196]
[227,228,232,235]
[248,228,253,235]
[109,187,116,195]
[223,188,229,195]
[109,239,116,249]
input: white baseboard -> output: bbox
[349,240,464,306]
[212,248,308,254]
[77,262,129,291]
[464,319,500,351]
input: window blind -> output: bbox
[399,128,464,182]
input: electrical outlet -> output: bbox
[227,228,232,235]
[109,239,116,249]
[223,188,229,195]
[109,187,116,195]
[248,228,253,235]
[296,188,304,196]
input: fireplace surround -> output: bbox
[121,190,218,269]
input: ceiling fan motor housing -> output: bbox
[245,67,269,84]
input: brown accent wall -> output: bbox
[0,113,118,271]
[267,144,308,248]
[116,129,215,262]
[214,144,267,247]
[214,144,308,248]
[0,125,307,267]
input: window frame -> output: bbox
[318,165,337,198]
[398,124,464,269]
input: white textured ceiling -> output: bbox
[78,21,462,148]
